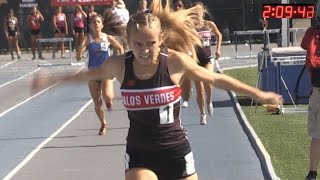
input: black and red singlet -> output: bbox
[120,48,189,154]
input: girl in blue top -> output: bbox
[76,14,124,135]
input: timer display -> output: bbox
[262,4,314,18]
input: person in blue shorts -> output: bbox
[76,14,124,135]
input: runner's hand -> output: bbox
[256,91,283,107]
[215,51,221,60]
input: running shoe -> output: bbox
[200,114,207,125]
[207,101,214,116]
[182,101,189,108]
[306,176,317,180]
[306,172,317,180]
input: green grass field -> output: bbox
[224,67,313,180]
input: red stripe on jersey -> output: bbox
[198,31,211,39]
[121,86,181,110]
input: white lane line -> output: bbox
[0,66,84,118]
[221,64,257,71]
[0,60,17,69]
[3,99,93,180]
[0,68,41,89]
[215,56,232,61]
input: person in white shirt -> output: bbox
[106,0,129,54]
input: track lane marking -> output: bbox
[0,68,40,89]
[3,99,93,180]
[0,60,17,69]
[0,66,84,118]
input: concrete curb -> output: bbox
[227,90,280,180]
[215,61,280,180]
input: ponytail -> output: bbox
[149,0,203,61]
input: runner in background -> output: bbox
[52,6,68,59]
[4,9,21,60]
[27,6,44,60]
[76,14,124,135]
[193,2,222,125]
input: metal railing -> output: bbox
[233,28,307,59]
[233,29,280,59]
[36,37,83,66]
[289,28,307,47]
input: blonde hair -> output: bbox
[127,0,203,61]
[127,13,161,36]
[103,9,126,36]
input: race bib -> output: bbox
[203,38,210,46]
[100,41,109,51]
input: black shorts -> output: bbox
[73,26,84,33]
[125,150,196,180]
[55,27,66,34]
[30,29,40,35]
[8,30,17,37]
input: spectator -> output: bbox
[86,4,97,33]
[301,2,320,179]
[72,5,87,55]
[52,6,68,59]
[27,6,44,60]
[4,9,21,60]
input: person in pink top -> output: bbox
[52,6,68,58]
[27,6,44,60]
[86,4,97,33]
[72,5,87,54]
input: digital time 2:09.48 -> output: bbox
[262,4,314,18]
